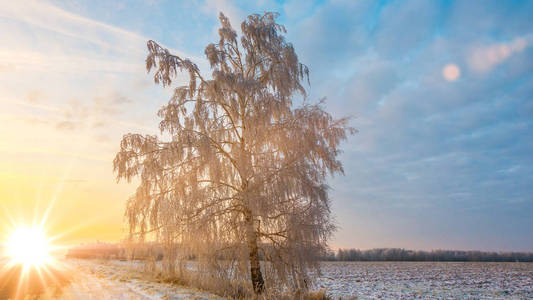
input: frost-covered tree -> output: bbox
[114,12,354,296]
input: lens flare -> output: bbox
[442,63,460,82]
[7,226,52,266]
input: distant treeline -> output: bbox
[322,248,533,262]
[66,243,533,262]
[66,242,163,260]
[66,242,125,259]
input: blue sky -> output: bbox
[1,0,532,250]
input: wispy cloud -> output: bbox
[0,1,146,55]
[202,0,244,31]
[1,0,532,250]
[283,0,533,250]
[468,37,529,73]
[0,50,142,73]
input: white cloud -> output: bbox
[0,1,146,55]
[283,0,315,20]
[0,1,197,64]
[0,50,142,74]
[468,37,529,73]
[202,0,244,32]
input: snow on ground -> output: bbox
[5,259,532,299]
[65,260,533,300]
[56,259,224,300]
[316,261,533,299]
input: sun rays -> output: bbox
[0,165,81,299]
[0,218,70,299]
[6,226,52,266]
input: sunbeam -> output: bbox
[7,226,51,266]
[0,222,71,299]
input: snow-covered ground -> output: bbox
[64,260,533,299]
[316,261,533,299]
[57,259,224,300]
[0,259,224,300]
[4,259,533,299]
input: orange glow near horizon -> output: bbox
[0,221,73,299]
[1,204,69,262]
[0,167,129,297]
[0,156,133,247]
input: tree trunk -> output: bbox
[245,211,265,295]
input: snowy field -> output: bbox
[58,259,223,300]
[0,259,223,300]
[2,259,533,299]
[316,261,533,299]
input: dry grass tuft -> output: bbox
[305,289,333,300]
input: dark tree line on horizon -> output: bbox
[323,248,533,262]
[66,243,533,262]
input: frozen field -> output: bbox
[58,259,223,300]
[316,261,533,299]
[64,260,533,299]
[3,259,533,299]
[0,259,222,300]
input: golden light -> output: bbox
[6,226,52,266]
[0,223,71,300]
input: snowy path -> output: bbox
[56,259,224,300]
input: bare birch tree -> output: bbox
[114,12,355,296]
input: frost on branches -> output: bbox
[113,12,355,296]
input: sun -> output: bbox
[6,226,52,266]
